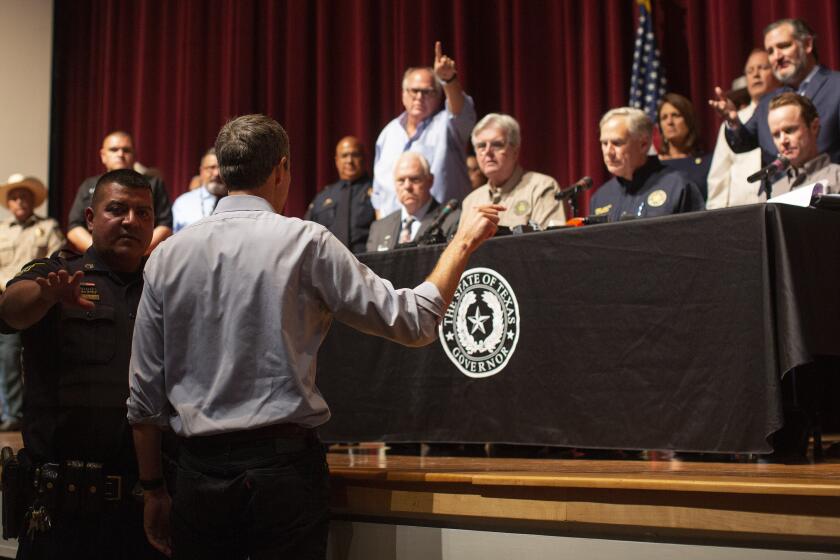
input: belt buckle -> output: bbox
[103,475,122,501]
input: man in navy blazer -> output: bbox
[710,18,840,166]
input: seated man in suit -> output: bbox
[768,92,840,194]
[366,152,459,252]
[459,113,565,230]
[591,107,704,221]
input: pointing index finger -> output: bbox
[435,41,442,62]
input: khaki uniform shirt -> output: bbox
[459,167,566,230]
[772,153,840,195]
[0,214,65,291]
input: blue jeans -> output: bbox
[172,433,329,560]
[0,332,22,422]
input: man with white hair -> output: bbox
[367,152,459,251]
[459,113,565,230]
[591,107,703,221]
[707,49,781,208]
[372,42,476,216]
[0,175,64,431]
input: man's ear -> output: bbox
[801,36,814,57]
[811,116,821,137]
[85,207,94,232]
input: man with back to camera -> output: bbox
[304,136,376,253]
[367,151,460,252]
[591,107,704,222]
[372,41,476,216]
[459,113,566,230]
[67,131,172,254]
[710,18,840,167]
[707,49,781,208]
[171,148,227,232]
[767,92,840,194]
[0,169,165,559]
[127,114,502,558]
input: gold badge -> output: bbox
[594,204,612,216]
[647,189,667,207]
[79,282,100,302]
[323,197,334,207]
[513,200,530,216]
[694,157,702,165]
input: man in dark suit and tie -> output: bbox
[366,152,459,252]
[710,18,840,166]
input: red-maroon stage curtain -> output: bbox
[51,0,840,223]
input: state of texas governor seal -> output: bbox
[439,267,520,378]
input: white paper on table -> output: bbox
[767,181,825,207]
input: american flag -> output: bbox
[628,0,667,122]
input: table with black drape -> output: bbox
[316,204,840,453]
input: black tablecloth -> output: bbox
[316,204,840,453]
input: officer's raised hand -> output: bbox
[35,269,95,310]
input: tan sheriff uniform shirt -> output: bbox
[459,166,566,230]
[0,214,65,291]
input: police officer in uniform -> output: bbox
[304,136,375,253]
[0,169,164,559]
[592,107,704,221]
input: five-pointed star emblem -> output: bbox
[468,306,489,335]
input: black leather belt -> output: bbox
[181,423,315,448]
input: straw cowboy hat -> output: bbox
[0,174,47,208]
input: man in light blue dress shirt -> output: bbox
[171,148,227,232]
[128,114,502,558]
[372,41,476,216]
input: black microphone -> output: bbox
[747,155,790,183]
[416,199,460,245]
[555,176,593,200]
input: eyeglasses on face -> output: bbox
[474,140,507,153]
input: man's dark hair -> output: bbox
[764,18,818,61]
[769,92,820,126]
[215,114,289,190]
[91,169,152,208]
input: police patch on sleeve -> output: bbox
[439,267,520,378]
[647,189,667,207]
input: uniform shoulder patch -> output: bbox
[647,189,667,207]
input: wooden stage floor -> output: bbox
[327,447,840,551]
[2,432,838,551]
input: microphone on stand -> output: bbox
[555,176,594,200]
[747,155,790,183]
[416,199,460,245]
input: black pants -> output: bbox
[171,433,329,560]
[15,500,166,560]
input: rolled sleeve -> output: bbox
[126,265,170,427]
[446,93,476,144]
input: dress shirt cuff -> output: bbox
[126,406,170,428]
[413,281,445,318]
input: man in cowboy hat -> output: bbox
[0,174,64,431]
